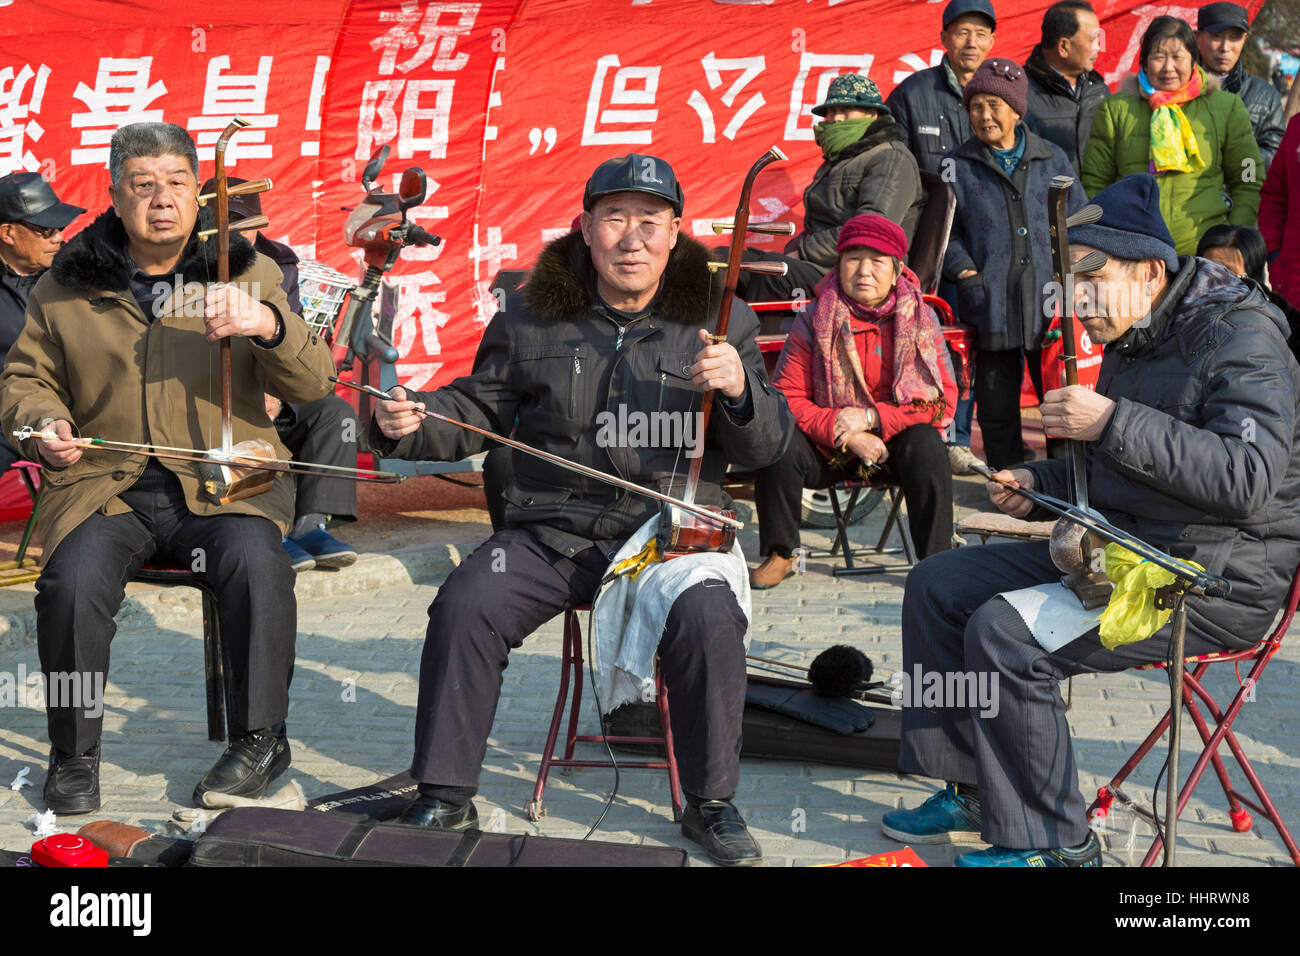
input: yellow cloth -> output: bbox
[1098,543,1204,649]
[611,537,662,580]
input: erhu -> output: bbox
[655,145,794,555]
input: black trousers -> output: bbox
[900,541,1235,848]
[755,424,953,560]
[975,347,1066,470]
[412,527,750,800]
[33,464,297,754]
[276,394,358,522]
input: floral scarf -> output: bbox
[810,266,951,434]
[1139,65,1206,175]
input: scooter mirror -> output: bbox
[362,145,390,190]
[398,168,427,210]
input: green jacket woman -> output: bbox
[1080,17,1261,254]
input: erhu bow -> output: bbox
[656,144,792,555]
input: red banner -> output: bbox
[1,0,1259,390]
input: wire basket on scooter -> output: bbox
[297,260,355,342]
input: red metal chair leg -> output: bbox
[529,615,576,821]
[655,668,684,822]
[563,609,583,762]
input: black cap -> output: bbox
[943,0,996,30]
[199,176,261,219]
[0,172,84,229]
[1198,2,1250,33]
[582,154,684,216]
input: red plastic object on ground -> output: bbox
[30,833,109,867]
[820,846,928,867]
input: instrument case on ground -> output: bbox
[189,807,687,867]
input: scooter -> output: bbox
[332,145,442,372]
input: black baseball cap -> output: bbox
[1198,2,1250,33]
[943,0,996,30]
[199,176,262,220]
[0,172,84,229]
[582,154,684,216]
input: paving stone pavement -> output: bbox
[1,507,1297,868]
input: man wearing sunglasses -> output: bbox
[0,172,84,470]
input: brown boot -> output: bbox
[749,554,796,590]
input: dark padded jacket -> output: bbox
[791,114,926,270]
[1022,257,1300,649]
[886,61,973,176]
[370,232,793,558]
[1219,61,1286,171]
[1022,45,1109,174]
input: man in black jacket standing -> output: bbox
[1024,1,1108,174]
[881,174,1300,866]
[887,0,996,176]
[1198,2,1285,169]
[372,154,793,866]
[0,173,83,471]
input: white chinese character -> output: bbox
[70,57,167,167]
[784,52,873,142]
[356,79,455,160]
[892,50,945,86]
[302,56,331,157]
[687,53,766,143]
[186,56,279,164]
[0,64,51,176]
[388,270,450,370]
[581,54,661,146]
[469,225,516,328]
[371,1,480,75]
[484,56,505,142]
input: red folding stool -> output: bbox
[528,604,683,823]
[1087,563,1300,866]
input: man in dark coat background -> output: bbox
[1023,0,1109,174]
[1197,2,1285,170]
[881,174,1300,866]
[372,154,793,866]
[0,173,83,471]
[887,0,996,176]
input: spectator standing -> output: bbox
[1023,1,1109,174]
[1196,2,1285,170]
[887,0,996,176]
[1082,15,1262,254]
[943,59,1085,470]
[1259,113,1300,311]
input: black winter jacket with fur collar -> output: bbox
[371,231,792,558]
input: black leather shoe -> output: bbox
[193,724,291,806]
[396,794,479,830]
[681,799,763,867]
[44,742,101,815]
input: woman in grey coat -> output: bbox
[942,58,1085,469]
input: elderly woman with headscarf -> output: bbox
[750,214,956,590]
[1082,14,1261,254]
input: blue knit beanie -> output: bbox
[1068,174,1179,272]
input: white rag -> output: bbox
[591,514,751,711]
[1001,582,1102,653]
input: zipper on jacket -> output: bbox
[571,347,581,419]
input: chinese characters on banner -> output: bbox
[0,0,1258,390]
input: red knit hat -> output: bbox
[837,214,908,258]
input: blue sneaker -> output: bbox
[289,525,358,569]
[880,783,984,844]
[955,832,1101,867]
[282,536,315,572]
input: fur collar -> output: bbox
[838,115,906,163]
[522,229,716,324]
[51,205,256,294]
[1117,71,1221,99]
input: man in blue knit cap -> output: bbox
[881,173,1300,866]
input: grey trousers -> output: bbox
[900,541,1235,848]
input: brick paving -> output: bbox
[1,483,1297,867]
